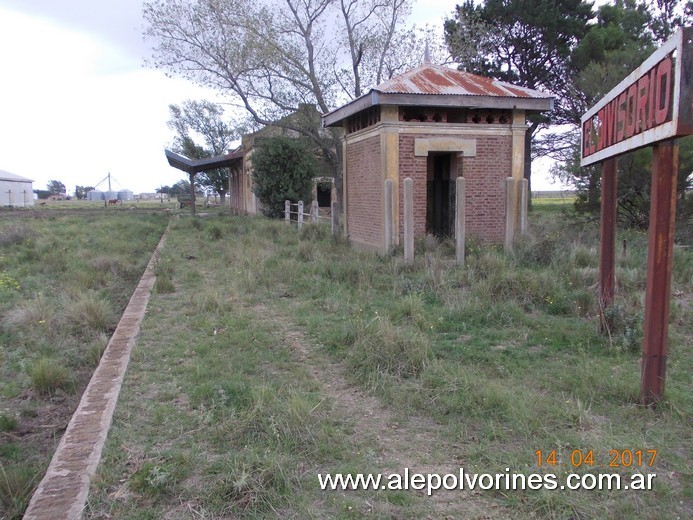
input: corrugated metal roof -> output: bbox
[322,64,554,127]
[0,169,34,183]
[374,64,552,99]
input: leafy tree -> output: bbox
[74,186,95,200]
[169,179,193,196]
[144,0,431,211]
[551,0,692,228]
[444,0,594,195]
[46,180,66,195]
[168,100,238,203]
[251,136,318,218]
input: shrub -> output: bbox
[251,136,318,218]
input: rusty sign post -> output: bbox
[581,27,692,406]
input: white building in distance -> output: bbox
[0,169,34,207]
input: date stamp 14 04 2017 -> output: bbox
[535,449,657,469]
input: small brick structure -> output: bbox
[323,64,553,253]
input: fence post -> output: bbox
[298,200,304,228]
[403,177,414,262]
[285,200,290,223]
[504,177,516,252]
[455,177,466,265]
[384,179,394,254]
[311,200,319,222]
[331,201,340,236]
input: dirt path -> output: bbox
[257,304,508,519]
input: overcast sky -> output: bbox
[0,0,562,195]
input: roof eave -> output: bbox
[165,150,243,175]
[322,92,554,127]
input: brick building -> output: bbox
[323,63,553,253]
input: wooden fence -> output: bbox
[285,200,339,235]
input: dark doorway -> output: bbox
[317,183,331,208]
[426,153,455,237]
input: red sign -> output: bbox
[581,28,693,166]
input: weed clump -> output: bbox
[207,224,223,240]
[348,316,430,381]
[0,464,40,518]
[65,292,115,334]
[29,358,70,395]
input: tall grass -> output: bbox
[85,206,691,519]
[0,211,168,519]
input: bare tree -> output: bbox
[144,0,428,205]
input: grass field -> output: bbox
[81,202,691,519]
[0,210,169,519]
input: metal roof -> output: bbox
[0,169,33,183]
[165,148,243,175]
[376,64,553,98]
[323,64,554,127]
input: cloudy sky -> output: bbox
[0,0,562,195]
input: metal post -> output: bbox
[641,140,678,406]
[403,178,414,262]
[599,158,618,332]
[298,200,304,228]
[285,200,290,223]
[455,177,466,265]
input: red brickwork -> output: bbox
[397,133,511,243]
[461,135,511,242]
[398,135,429,238]
[346,135,383,248]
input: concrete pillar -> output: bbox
[519,178,529,234]
[404,177,414,262]
[384,179,394,254]
[298,200,304,228]
[311,200,319,222]
[455,177,466,265]
[504,177,516,252]
[331,201,340,236]
[285,200,290,223]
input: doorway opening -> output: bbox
[426,153,456,238]
[317,183,331,208]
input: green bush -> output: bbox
[251,136,318,218]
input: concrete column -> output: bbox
[455,177,466,265]
[285,200,290,223]
[311,200,319,222]
[331,201,340,236]
[298,200,304,228]
[504,177,516,251]
[404,177,414,262]
[519,178,529,234]
[384,179,394,254]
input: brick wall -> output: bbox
[398,133,512,243]
[461,135,511,243]
[346,135,383,248]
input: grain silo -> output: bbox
[117,189,134,201]
[87,190,104,201]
